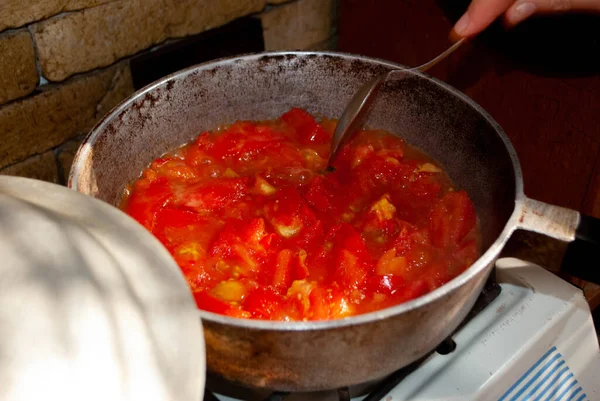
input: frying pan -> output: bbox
[68,51,600,392]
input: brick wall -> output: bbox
[0,0,339,183]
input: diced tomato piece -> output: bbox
[410,176,442,202]
[240,218,268,244]
[350,153,404,193]
[281,107,330,145]
[276,186,304,216]
[155,208,203,228]
[259,232,280,251]
[395,279,429,303]
[429,191,476,249]
[288,218,324,250]
[331,223,369,257]
[391,220,418,254]
[194,291,231,315]
[210,218,248,259]
[178,177,249,212]
[243,288,283,319]
[125,177,172,229]
[273,249,293,290]
[405,244,436,273]
[212,280,249,302]
[334,249,367,288]
[366,274,406,295]
[194,132,214,152]
[153,208,209,246]
[209,123,287,162]
[210,218,269,272]
[266,186,304,225]
[375,249,409,276]
[291,250,310,281]
[303,175,334,212]
[308,287,331,320]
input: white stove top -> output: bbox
[211,258,600,401]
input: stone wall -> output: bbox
[0,0,339,183]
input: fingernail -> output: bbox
[514,2,537,22]
[454,13,470,35]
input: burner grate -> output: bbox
[204,271,502,401]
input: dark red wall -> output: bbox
[338,0,600,216]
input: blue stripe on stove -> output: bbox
[498,346,588,401]
[536,366,569,400]
[566,388,582,401]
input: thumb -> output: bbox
[504,0,600,27]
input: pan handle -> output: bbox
[517,197,600,285]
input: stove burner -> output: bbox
[204,271,502,401]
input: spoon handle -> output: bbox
[326,38,466,170]
[415,37,466,73]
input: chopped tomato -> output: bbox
[308,287,331,320]
[244,288,282,319]
[177,177,249,213]
[125,177,172,229]
[366,274,406,295]
[334,249,367,289]
[193,291,231,315]
[273,249,294,290]
[121,108,480,321]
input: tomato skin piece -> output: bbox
[429,190,476,249]
[281,107,330,145]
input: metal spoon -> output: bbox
[326,38,466,170]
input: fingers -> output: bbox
[451,0,600,39]
[503,2,538,27]
[450,0,516,39]
[504,0,600,28]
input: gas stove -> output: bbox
[204,258,600,401]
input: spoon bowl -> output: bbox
[327,38,467,169]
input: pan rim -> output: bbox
[69,50,525,331]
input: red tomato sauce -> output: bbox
[121,108,479,321]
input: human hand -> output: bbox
[451,0,600,38]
